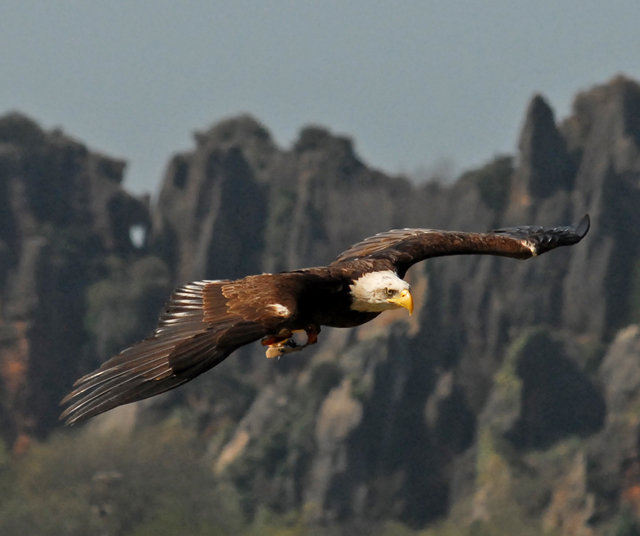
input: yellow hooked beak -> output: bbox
[387,289,414,315]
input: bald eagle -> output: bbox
[61,215,589,424]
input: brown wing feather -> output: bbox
[332,215,590,277]
[61,277,292,425]
[221,275,297,328]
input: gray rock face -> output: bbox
[0,113,153,441]
[152,116,272,283]
[561,77,640,336]
[510,94,575,203]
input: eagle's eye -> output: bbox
[385,288,396,297]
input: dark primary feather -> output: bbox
[333,214,590,277]
[492,214,590,254]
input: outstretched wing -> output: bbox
[61,277,293,425]
[332,215,590,277]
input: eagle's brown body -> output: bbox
[61,216,590,424]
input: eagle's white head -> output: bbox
[349,270,413,314]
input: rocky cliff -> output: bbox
[0,113,166,445]
[2,76,640,535]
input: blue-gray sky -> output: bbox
[2,1,639,194]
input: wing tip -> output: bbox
[573,214,590,240]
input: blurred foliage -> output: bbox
[612,509,640,536]
[84,255,171,362]
[418,510,545,536]
[0,424,423,536]
[0,420,244,536]
[224,361,343,517]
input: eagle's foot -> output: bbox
[264,326,320,358]
[265,338,302,358]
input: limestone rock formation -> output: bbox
[3,76,640,534]
[0,113,159,442]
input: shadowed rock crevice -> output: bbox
[505,329,606,449]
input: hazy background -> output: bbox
[3,4,640,534]
[2,1,640,194]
